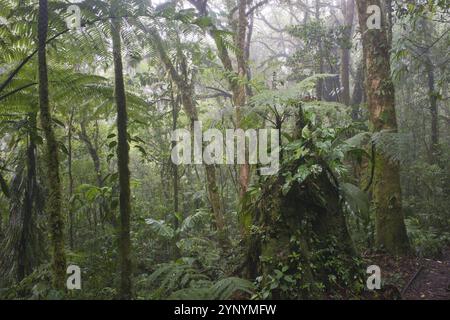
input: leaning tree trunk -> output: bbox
[356,0,409,255]
[189,0,250,199]
[149,29,225,234]
[111,14,132,299]
[37,0,66,289]
[179,84,226,233]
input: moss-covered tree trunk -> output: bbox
[189,0,250,199]
[356,0,409,255]
[351,60,364,108]
[421,19,439,164]
[340,0,355,106]
[171,89,180,230]
[245,105,355,298]
[234,0,250,197]
[315,1,324,100]
[67,108,74,249]
[37,0,66,290]
[150,29,225,233]
[17,113,38,281]
[111,14,132,299]
[426,61,439,163]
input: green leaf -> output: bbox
[108,141,117,149]
[134,145,147,156]
[145,218,175,239]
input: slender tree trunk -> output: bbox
[79,121,117,226]
[356,0,409,255]
[37,0,66,289]
[68,108,74,250]
[351,59,364,106]
[171,91,180,229]
[235,0,250,197]
[17,113,38,281]
[340,0,355,106]
[79,121,102,187]
[189,0,250,198]
[245,12,254,98]
[111,14,132,299]
[150,30,225,233]
[421,18,439,163]
[426,60,439,163]
[315,1,324,100]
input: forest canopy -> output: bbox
[0,0,449,301]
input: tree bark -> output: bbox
[245,105,355,296]
[188,0,250,198]
[37,0,66,289]
[340,0,355,106]
[171,90,180,230]
[420,18,439,163]
[111,14,132,299]
[79,121,103,187]
[315,1,324,100]
[235,0,250,197]
[17,113,38,281]
[356,0,409,255]
[351,59,364,107]
[426,60,439,163]
[67,108,74,250]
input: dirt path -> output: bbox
[363,247,450,300]
[402,248,450,300]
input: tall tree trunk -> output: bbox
[421,19,439,163]
[67,108,74,250]
[315,0,324,100]
[426,61,439,163]
[245,105,355,296]
[17,113,38,281]
[351,59,364,107]
[149,29,225,233]
[235,0,250,197]
[181,86,225,232]
[79,121,117,227]
[188,0,250,198]
[340,0,355,106]
[356,0,409,255]
[171,91,180,230]
[37,0,66,289]
[79,121,103,187]
[111,14,132,299]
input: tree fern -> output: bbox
[144,260,255,300]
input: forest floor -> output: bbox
[364,247,450,300]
